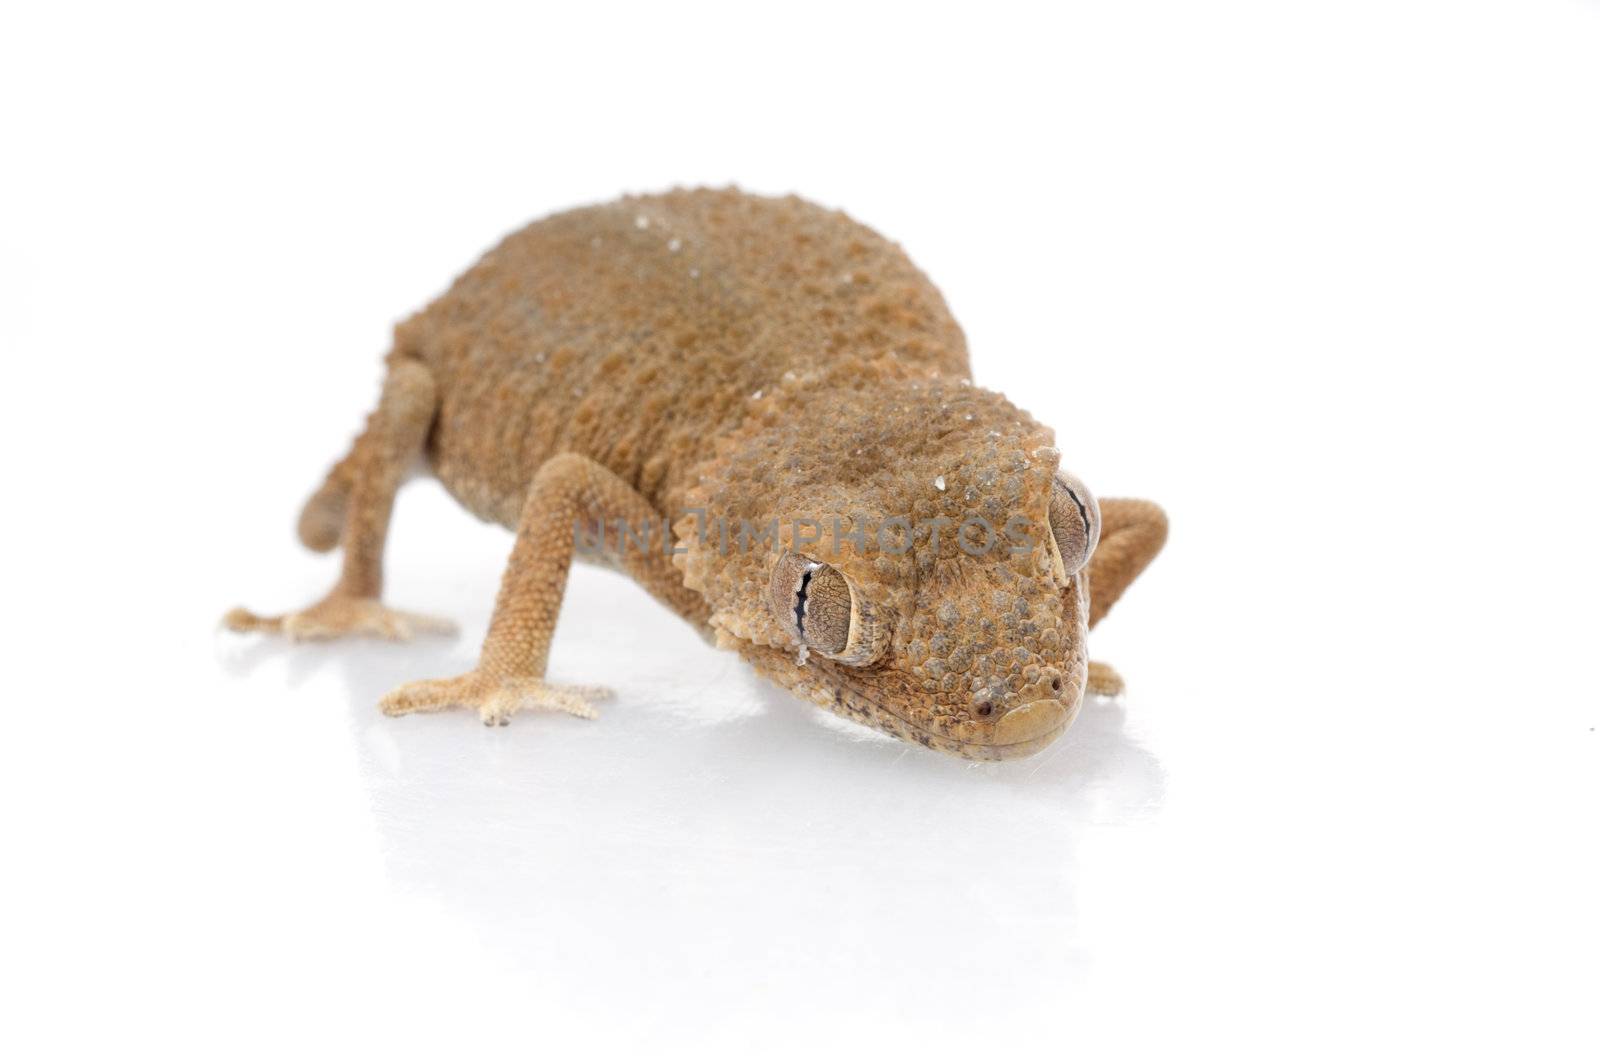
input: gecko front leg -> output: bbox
[380,452,709,726]
[1086,498,1168,697]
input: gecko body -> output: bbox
[228,188,1166,760]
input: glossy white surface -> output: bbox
[4,2,1597,1058]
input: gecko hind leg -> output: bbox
[223,357,455,641]
[381,452,708,725]
[296,443,357,553]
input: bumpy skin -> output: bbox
[401,188,970,524]
[227,188,1166,760]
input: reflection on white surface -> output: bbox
[218,563,1166,1037]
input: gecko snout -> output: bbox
[986,697,1076,757]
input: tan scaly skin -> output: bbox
[225,188,1166,761]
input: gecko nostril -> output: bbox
[1051,676,1062,692]
[977,701,994,717]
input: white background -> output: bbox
[3,2,1596,1058]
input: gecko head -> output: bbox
[673,360,1098,760]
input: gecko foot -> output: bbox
[1087,660,1125,698]
[222,596,456,642]
[379,670,614,726]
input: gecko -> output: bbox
[225,188,1166,760]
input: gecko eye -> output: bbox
[767,551,887,666]
[1048,470,1101,577]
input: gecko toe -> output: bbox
[226,597,456,642]
[1086,661,1125,698]
[382,673,608,724]
[221,607,283,633]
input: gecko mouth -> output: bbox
[887,692,1077,760]
[782,653,1082,760]
[989,698,1075,750]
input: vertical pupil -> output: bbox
[794,565,816,637]
[1063,485,1090,536]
